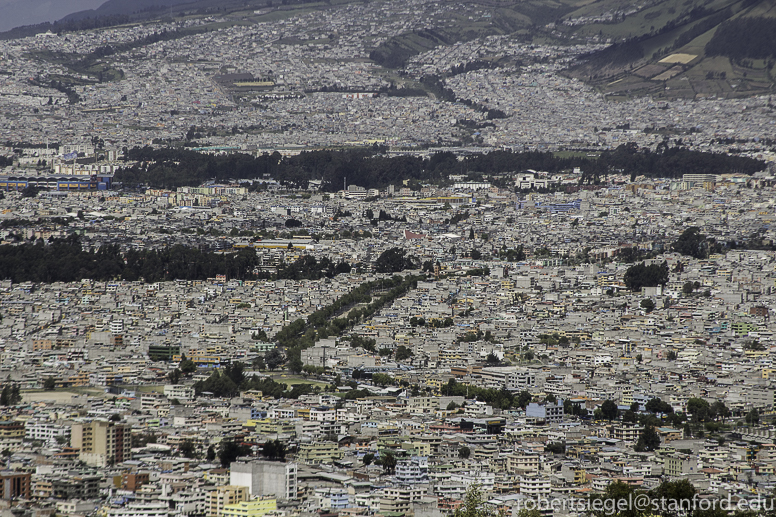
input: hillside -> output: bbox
[3,0,774,101]
[561,0,776,100]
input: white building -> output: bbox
[230,460,298,500]
[25,421,71,446]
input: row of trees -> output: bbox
[115,145,765,191]
[275,275,424,372]
[0,235,353,284]
[441,379,533,410]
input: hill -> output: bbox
[3,0,774,101]
[561,0,776,100]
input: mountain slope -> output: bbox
[562,0,776,100]
[0,0,104,32]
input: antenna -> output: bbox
[344,176,346,191]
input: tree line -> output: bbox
[0,235,351,283]
[441,379,533,410]
[274,275,423,372]
[114,144,765,191]
[706,16,776,61]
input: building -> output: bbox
[208,486,248,517]
[296,442,341,465]
[682,173,718,183]
[0,471,31,500]
[51,471,101,500]
[230,461,297,500]
[25,421,71,446]
[70,420,131,467]
[148,345,181,361]
[107,503,169,517]
[0,421,25,450]
[519,474,551,499]
[379,486,425,513]
[221,498,277,517]
[525,401,564,423]
[395,456,429,484]
[164,385,196,401]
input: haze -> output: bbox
[0,0,105,32]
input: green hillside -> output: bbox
[561,0,776,99]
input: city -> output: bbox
[0,1,775,517]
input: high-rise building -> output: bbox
[70,420,131,467]
[229,461,297,500]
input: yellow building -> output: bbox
[208,485,249,517]
[0,421,24,449]
[71,420,131,467]
[296,442,342,465]
[222,498,277,517]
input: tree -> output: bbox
[682,281,695,295]
[43,377,56,390]
[168,369,182,384]
[454,484,496,517]
[206,445,216,462]
[362,453,375,466]
[649,479,699,517]
[179,353,197,374]
[447,401,459,411]
[588,481,642,517]
[710,400,730,422]
[262,439,286,460]
[21,185,41,198]
[218,440,250,467]
[640,298,655,312]
[687,398,710,422]
[374,247,417,273]
[379,452,396,474]
[623,262,669,291]
[372,373,394,386]
[395,345,413,361]
[265,348,284,371]
[635,425,661,451]
[0,384,21,406]
[622,410,637,423]
[600,399,619,421]
[458,446,471,459]
[672,227,710,259]
[252,356,266,371]
[516,390,532,409]
[179,440,197,459]
[486,352,500,365]
[645,398,673,414]
[745,408,760,425]
[545,442,565,454]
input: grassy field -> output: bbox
[22,387,104,403]
[135,385,164,393]
[271,374,329,388]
